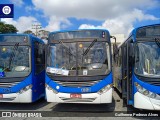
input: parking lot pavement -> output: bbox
[0,90,155,119]
[38,89,126,112]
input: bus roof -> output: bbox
[130,24,160,41]
[48,29,110,44]
[49,29,110,35]
[0,33,45,44]
[118,24,160,48]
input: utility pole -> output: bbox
[32,21,41,37]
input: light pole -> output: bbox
[32,21,42,37]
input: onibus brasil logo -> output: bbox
[2,6,11,15]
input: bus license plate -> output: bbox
[70,94,82,98]
[0,94,3,98]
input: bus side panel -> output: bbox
[32,71,45,102]
[31,41,36,102]
[32,39,45,102]
[126,39,134,105]
[122,45,127,98]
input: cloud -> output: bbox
[2,15,71,33]
[31,0,160,34]
[79,9,159,36]
[10,0,24,7]
[44,16,72,31]
[32,0,159,20]
[2,16,38,32]
[3,0,159,35]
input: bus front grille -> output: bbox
[60,97,96,102]
[54,80,102,87]
[0,82,20,88]
[136,76,160,86]
[0,97,16,101]
[147,81,160,86]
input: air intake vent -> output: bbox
[136,76,160,86]
[0,97,16,101]
[0,82,20,88]
[60,97,96,102]
[54,80,102,87]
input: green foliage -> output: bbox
[0,22,18,33]
[23,30,33,34]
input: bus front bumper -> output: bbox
[134,92,160,110]
[0,89,32,103]
[46,88,112,104]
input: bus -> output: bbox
[113,24,160,110]
[0,34,45,103]
[45,29,113,103]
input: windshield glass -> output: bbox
[0,46,31,77]
[135,42,160,78]
[47,41,110,76]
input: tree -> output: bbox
[38,30,49,40]
[0,22,18,33]
[23,30,33,34]
[0,22,5,33]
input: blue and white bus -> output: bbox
[0,34,45,103]
[113,24,160,110]
[45,29,113,103]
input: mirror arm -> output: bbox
[110,36,116,43]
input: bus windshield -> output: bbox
[47,40,110,76]
[135,42,160,78]
[0,46,31,77]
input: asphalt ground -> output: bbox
[0,89,159,119]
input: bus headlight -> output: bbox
[23,85,32,91]
[45,84,58,94]
[98,84,112,95]
[17,85,32,94]
[150,92,156,98]
[143,90,149,96]
[135,82,159,99]
[135,82,143,91]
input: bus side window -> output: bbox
[34,42,45,75]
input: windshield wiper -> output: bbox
[82,39,97,56]
[155,38,160,48]
[8,43,19,69]
[59,40,76,57]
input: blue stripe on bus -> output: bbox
[46,73,113,93]
[132,74,160,94]
[0,74,32,94]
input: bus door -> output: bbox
[126,38,134,105]
[34,41,45,100]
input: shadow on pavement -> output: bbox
[51,97,115,113]
[0,98,48,110]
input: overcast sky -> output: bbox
[1,0,160,37]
